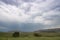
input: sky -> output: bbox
[0,0,60,32]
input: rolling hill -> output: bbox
[35,28,60,32]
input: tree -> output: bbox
[13,32,20,37]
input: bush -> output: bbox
[34,33,42,37]
[13,32,20,37]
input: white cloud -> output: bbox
[0,0,60,31]
[0,2,31,22]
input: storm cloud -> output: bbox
[0,0,60,32]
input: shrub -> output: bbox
[13,32,20,37]
[34,33,42,37]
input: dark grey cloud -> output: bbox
[0,0,18,6]
[22,0,35,2]
[19,23,45,32]
[0,21,46,32]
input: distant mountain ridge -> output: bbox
[35,28,60,32]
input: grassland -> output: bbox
[0,37,60,40]
[0,32,60,40]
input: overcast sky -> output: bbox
[0,0,60,32]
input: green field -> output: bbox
[0,32,60,40]
[0,37,60,40]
